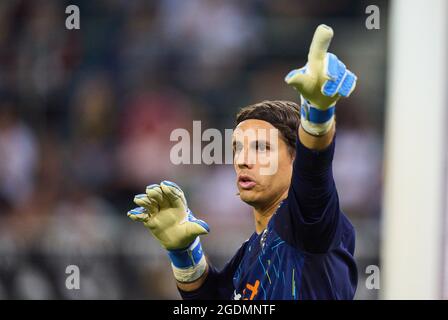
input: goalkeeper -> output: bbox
[128,25,358,300]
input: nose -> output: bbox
[235,147,254,170]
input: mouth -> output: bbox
[238,174,257,190]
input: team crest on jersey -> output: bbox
[232,290,242,300]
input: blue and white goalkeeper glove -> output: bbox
[285,24,357,136]
[127,181,209,283]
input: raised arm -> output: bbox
[273,25,357,253]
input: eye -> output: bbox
[234,142,243,154]
[256,141,269,152]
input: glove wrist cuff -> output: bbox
[171,255,207,283]
[168,237,207,283]
[301,98,335,122]
[300,98,335,136]
[168,237,204,268]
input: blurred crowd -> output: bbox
[0,0,387,299]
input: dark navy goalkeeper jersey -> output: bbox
[179,137,357,300]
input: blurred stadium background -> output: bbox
[1,0,440,300]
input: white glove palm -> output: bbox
[128,181,209,251]
[285,24,357,135]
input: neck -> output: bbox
[253,188,288,234]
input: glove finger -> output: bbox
[187,220,209,236]
[134,194,158,215]
[308,24,334,72]
[127,207,149,222]
[285,65,306,79]
[146,184,165,207]
[186,210,210,235]
[338,70,357,97]
[321,59,346,97]
[160,180,187,208]
[325,53,339,81]
[284,70,313,92]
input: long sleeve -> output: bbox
[178,239,249,300]
[273,136,342,253]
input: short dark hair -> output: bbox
[235,100,301,156]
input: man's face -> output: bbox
[233,119,294,208]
